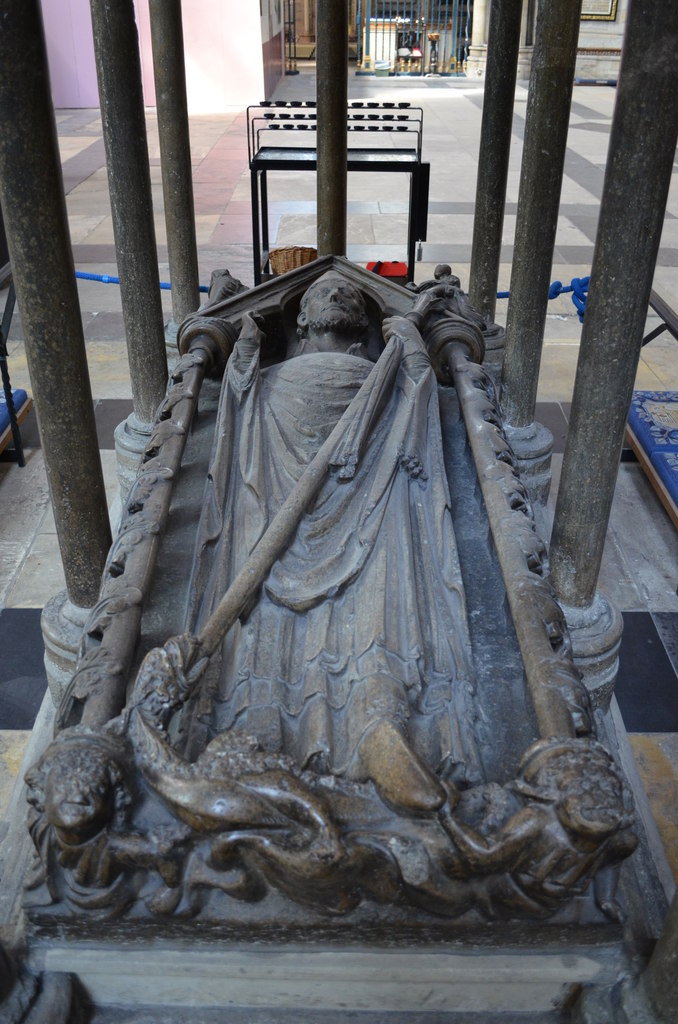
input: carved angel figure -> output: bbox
[439,737,637,918]
[24,729,188,914]
[185,271,483,814]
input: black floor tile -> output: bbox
[427,201,480,216]
[653,612,678,677]
[62,138,106,194]
[566,213,600,243]
[552,244,596,265]
[616,611,678,732]
[570,122,612,134]
[0,608,47,729]
[83,310,126,342]
[563,150,607,200]
[15,407,40,449]
[73,243,169,263]
[0,675,48,730]
[570,100,611,122]
[535,402,569,454]
[2,399,136,453]
[94,398,134,449]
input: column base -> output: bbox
[465,44,487,77]
[482,322,506,380]
[164,317,181,358]
[114,412,154,506]
[560,591,624,712]
[40,591,89,707]
[504,420,554,507]
[516,45,534,81]
[165,318,183,373]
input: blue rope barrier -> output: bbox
[497,275,590,322]
[570,276,590,322]
[76,269,593,319]
[76,270,209,293]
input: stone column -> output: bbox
[549,0,678,709]
[466,0,488,76]
[499,0,582,506]
[0,0,112,700]
[468,0,523,321]
[517,0,536,80]
[316,0,348,257]
[89,0,168,500]
[148,0,201,348]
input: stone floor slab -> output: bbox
[0,731,31,827]
[4,534,66,609]
[629,733,678,883]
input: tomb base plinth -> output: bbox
[28,936,629,1020]
[4,261,672,1023]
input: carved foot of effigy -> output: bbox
[354,720,449,814]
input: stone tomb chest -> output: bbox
[21,258,668,1018]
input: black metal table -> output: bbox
[247,102,430,284]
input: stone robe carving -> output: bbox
[185,276,483,811]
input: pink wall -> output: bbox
[40,0,283,112]
[134,0,268,112]
[40,0,99,108]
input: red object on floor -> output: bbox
[367,260,408,285]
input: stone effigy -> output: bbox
[23,260,638,931]
[185,272,483,813]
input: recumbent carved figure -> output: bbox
[25,268,637,922]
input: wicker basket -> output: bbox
[269,245,317,275]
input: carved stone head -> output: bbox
[293,271,370,358]
[26,729,131,846]
[515,738,632,841]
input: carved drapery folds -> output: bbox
[24,260,637,926]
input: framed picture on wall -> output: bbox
[581,0,618,20]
